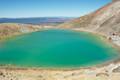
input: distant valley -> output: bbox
[0,17,74,25]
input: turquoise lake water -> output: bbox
[0,29,119,68]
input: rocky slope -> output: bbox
[0,23,42,40]
[60,0,120,36]
[59,0,120,46]
[1,0,120,43]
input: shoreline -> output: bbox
[0,28,120,71]
[0,28,120,80]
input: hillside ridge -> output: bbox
[59,0,120,46]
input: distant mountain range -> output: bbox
[0,17,74,24]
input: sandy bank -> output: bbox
[1,62,120,80]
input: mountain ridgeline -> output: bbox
[0,17,74,40]
[112,0,120,2]
[60,0,120,36]
[0,0,120,44]
[0,17,74,25]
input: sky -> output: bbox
[0,0,111,18]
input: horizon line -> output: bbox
[0,16,79,19]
